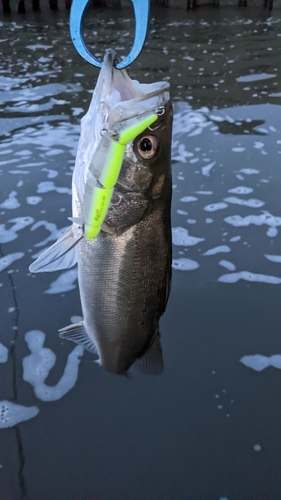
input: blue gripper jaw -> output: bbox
[69,0,150,69]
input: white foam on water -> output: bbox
[224,197,264,208]
[45,269,78,294]
[267,227,278,237]
[224,213,281,236]
[71,315,83,324]
[42,168,58,179]
[15,149,32,156]
[22,330,84,402]
[172,143,193,163]
[0,191,20,210]
[239,168,259,175]
[45,149,64,157]
[264,254,281,263]
[228,186,253,195]
[202,161,216,176]
[229,236,241,242]
[0,401,39,429]
[254,445,261,452]
[0,252,24,272]
[241,354,281,372]
[37,181,71,195]
[172,258,199,271]
[177,210,188,215]
[188,127,203,137]
[0,159,18,167]
[205,218,213,223]
[218,271,281,284]
[204,245,231,256]
[26,196,42,205]
[204,202,228,212]
[236,174,244,181]
[254,142,264,149]
[196,191,213,195]
[9,170,30,175]
[209,114,224,122]
[219,260,236,271]
[240,355,270,371]
[172,105,210,141]
[256,127,268,134]
[236,73,276,82]
[180,196,198,203]
[172,227,204,246]
[0,217,34,243]
[0,149,13,155]
[269,355,281,369]
[0,344,8,363]
[21,162,45,169]
[232,147,246,153]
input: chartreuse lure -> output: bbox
[83,112,158,240]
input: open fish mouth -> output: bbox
[96,48,170,127]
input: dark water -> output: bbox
[1,5,281,499]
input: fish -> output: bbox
[29,49,173,376]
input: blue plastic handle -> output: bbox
[69,0,150,69]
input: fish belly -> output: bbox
[78,200,171,374]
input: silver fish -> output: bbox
[29,49,173,376]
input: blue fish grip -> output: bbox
[69,0,150,69]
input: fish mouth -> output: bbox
[97,48,170,130]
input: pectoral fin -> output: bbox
[29,226,82,273]
[59,322,97,355]
[135,331,164,376]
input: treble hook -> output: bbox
[69,0,150,69]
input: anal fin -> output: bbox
[59,322,97,356]
[135,330,164,376]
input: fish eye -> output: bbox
[136,135,159,160]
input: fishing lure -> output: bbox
[83,112,158,240]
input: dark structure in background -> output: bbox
[2,0,72,12]
[0,0,275,12]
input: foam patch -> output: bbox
[0,401,39,429]
[22,330,84,402]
